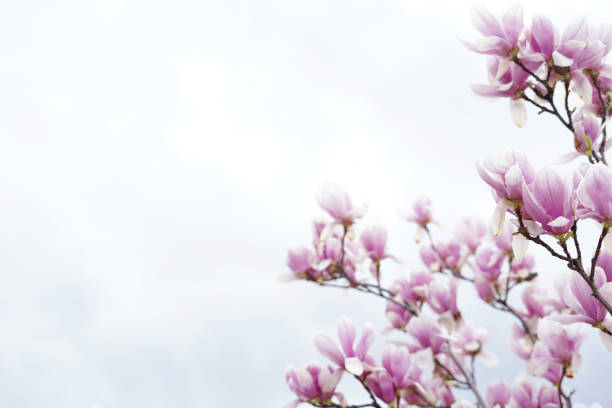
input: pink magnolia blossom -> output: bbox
[474,272,497,303]
[552,267,609,325]
[316,183,366,224]
[385,298,413,331]
[529,319,586,378]
[454,217,487,253]
[538,385,561,408]
[477,149,535,203]
[381,344,421,389]
[285,362,343,407]
[596,250,612,282]
[486,379,511,408]
[427,277,459,317]
[576,163,612,222]
[314,316,375,376]
[360,226,390,261]
[403,197,433,226]
[511,381,538,408]
[508,322,534,360]
[420,246,441,272]
[475,245,505,281]
[392,270,432,305]
[365,370,395,403]
[406,315,446,354]
[528,15,559,60]
[521,167,574,234]
[573,111,602,155]
[465,5,524,56]
[287,246,316,279]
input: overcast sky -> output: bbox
[1,0,612,407]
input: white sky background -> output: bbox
[1,0,612,406]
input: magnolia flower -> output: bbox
[314,316,375,376]
[475,245,505,281]
[427,277,459,316]
[478,150,535,233]
[508,323,534,360]
[511,381,538,408]
[551,267,609,325]
[486,379,511,408]
[360,226,391,262]
[366,370,395,403]
[285,362,343,408]
[522,167,574,234]
[528,15,559,60]
[406,315,446,354]
[529,319,586,378]
[576,163,612,222]
[381,344,421,389]
[316,183,366,224]
[286,246,316,279]
[454,217,487,253]
[465,5,524,56]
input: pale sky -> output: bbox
[1,0,612,407]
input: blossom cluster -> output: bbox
[468,5,612,163]
[282,5,612,408]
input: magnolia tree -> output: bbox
[282,5,612,408]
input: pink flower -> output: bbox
[454,217,487,253]
[403,197,433,226]
[474,272,497,303]
[287,246,316,279]
[511,381,538,408]
[393,270,432,305]
[538,385,561,408]
[314,316,375,376]
[576,163,612,222]
[477,149,535,202]
[360,226,390,262]
[552,268,609,325]
[492,220,515,252]
[426,277,459,316]
[573,111,602,155]
[475,245,505,281]
[420,246,441,272]
[285,362,343,407]
[508,323,534,360]
[528,15,559,60]
[406,315,446,354]
[366,370,395,403]
[385,298,413,331]
[596,251,612,282]
[436,241,465,271]
[316,183,366,224]
[381,344,421,389]
[529,319,586,378]
[486,379,511,408]
[521,167,574,234]
[465,5,524,56]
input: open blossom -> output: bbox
[475,245,505,281]
[316,183,366,224]
[426,277,459,317]
[508,323,534,360]
[576,163,612,222]
[285,362,343,407]
[386,298,413,331]
[286,246,316,279]
[454,217,487,253]
[465,4,524,56]
[573,111,602,155]
[393,270,432,305]
[381,344,421,389]
[478,149,535,203]
[530,318,586,378]
[420,246,441,272]
[552,267,609,325]
[406,315,446,354]
[528,15,558,60]
[403,197,433,226]
[366,370,395,403]
[360,226,391,262]
[435,241,465,271]
[486,379,511,408]
[521,167,574,234]
[314,316,375,376]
